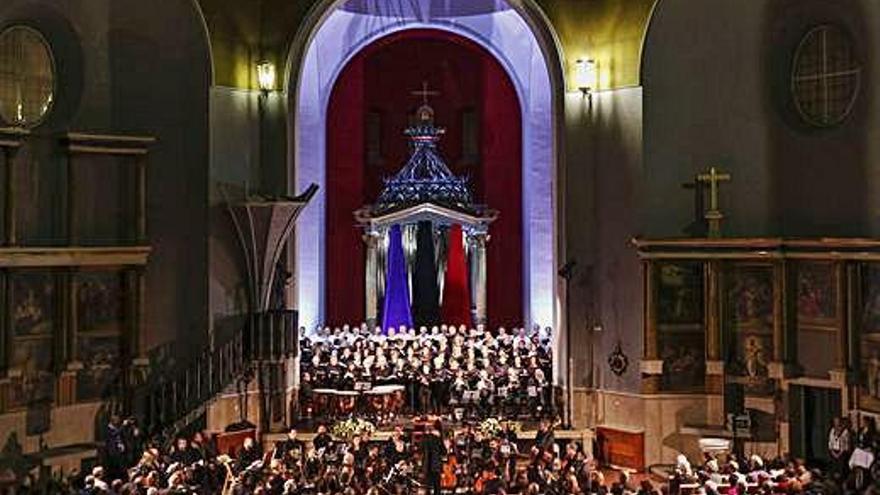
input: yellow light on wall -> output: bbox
[573,59,597,95]
[257,61,277,92]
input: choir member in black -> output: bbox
[300,322,554,420]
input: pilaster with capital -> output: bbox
[364,229,383,328]
[0,127,28,246]
[705,260,724,393]
[770,260,798,379]
[467,229,488,325]
[642,260,662,393]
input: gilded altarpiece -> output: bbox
[8,271,56,409]
[656,262,705,392]
[859,264,880,412]
[76,271,124,402]
[724,265,775,396]
[0,131,152,418]
[636,238,880,453]
[796,263,839,379]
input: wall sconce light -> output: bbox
[257,61,277,93]
[573,58,597,97]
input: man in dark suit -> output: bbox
[273,428,304,460]
[534,419,556,456]
[313,423,333,452]
[421,420,447,495]
[237,436,263,472]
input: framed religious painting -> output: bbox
[723,264,775,396]
[7,271,57,409]
[796,262,840,378]
[75,270,125,402]
[797,262,838,329]
[656,262,706,392]
[859,263,880,412]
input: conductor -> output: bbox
[422,419,447,495]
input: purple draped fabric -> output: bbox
[381,224,413,332]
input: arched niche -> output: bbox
[287,0,566,383]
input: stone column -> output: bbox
[770,260,797,379]
[364,230,381,328]
[705,260,725,394]
[468,231,488,325]
[641,260,662,393]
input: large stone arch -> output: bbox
[286,0,568,383]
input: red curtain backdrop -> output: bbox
[326,57,366,323]
[481,53,523,329]
[441,224,471,326]
[326,29,522,327]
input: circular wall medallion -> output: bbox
[791,25,861,128]
[0,26,55,127]
[608,341,629,377]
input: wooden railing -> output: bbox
[121,310,297,442]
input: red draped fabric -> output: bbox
[441,224,471,325]
[481,55,522,328]
[326,57,365,323]
[325,29,522,327]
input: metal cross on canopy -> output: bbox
[411,81,440,105]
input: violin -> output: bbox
[474,470,498,495]
[440,452,459,490]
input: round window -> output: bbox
[791,25,861,128]
[0,26,55,127]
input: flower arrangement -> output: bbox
[479,418,502,437]
[478,418,522,437]
[331,418,376,439]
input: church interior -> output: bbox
[1,0,879,493]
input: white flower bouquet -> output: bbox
[331,418,376,439]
